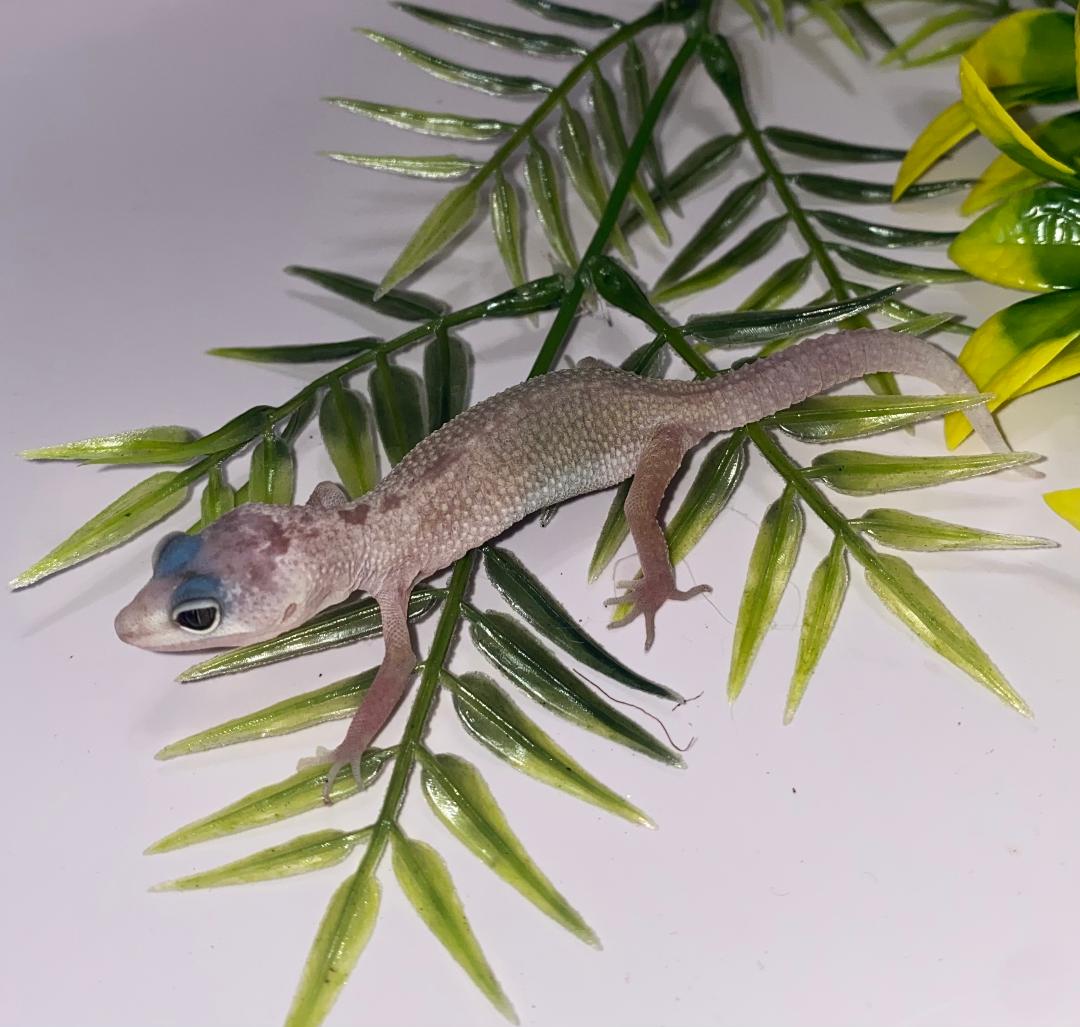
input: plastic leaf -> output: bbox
[490,170,527,290]
[622,41,668,205]
[199,464,235,526]
[524,138,579,269]
[467,608,683,766]
[358,30,550,96]
[284,265,445,321]
[153,828,372,891]
[685,283,905,344]
[654,215,789,303]
[156,670,375,759]
[737,255,813,312]
[377,181,482,298]
[391,832,518,1024]
[249,435,295,505]
[1045,488,1080,530]
[319,382,379,498]
[322,152,481,179]
[448,671,652,826]
[728,486,805,702]
[421,753,598,945]
[763,126,905,163]
[11,471,190,588]
[964,10,1076,89]
[424,329,471,432]
[208,338,381,364]
[807,0,866,58]
[20,425,197,464]
[808,209,957,248]
[509,0,620,30]
[324,97,516,140]
[949,186,1080,291]
[806,449,1041,496]
[284,868,381,1027]
[864,553,1030,715]
[654,176,766,293]
[371,357,427,464]
[483,546,678,700]
[881,9,986,66]
[785,538,848,725]
[770,393,992,443]
[829,243,972,284]
[944,290,1080,447]
[788,172,971,204]
[395,3,586,57]
[852,508,1056,551]
[734,0,768,36]
[177,587,440,681]
[146,752,393,853]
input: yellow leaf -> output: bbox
[1045,488,1080,530]
[1014,335,1080,397]
[893,100,975,201]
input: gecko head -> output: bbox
[115,504,351,652]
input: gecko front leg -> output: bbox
[605,426,712,650]
[302,576,418,802]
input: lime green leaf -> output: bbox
[424,329,471,431]
[391,832,518,1023]
[1045,487,1080,530]
[763,126,905,163]
[556,101,634,262]
[852,508,1056,551]
[324,97,516,140]
[448,671,652,826]
[945,290,1080,447]
[371,356,427,464]
[770,394,992,443]
[830,243,972,284]
[322,152,481,179]
[654,215,789,303]
[685,283,905,345]
[864,553,1030,715]
[358,30,550,95]
[395,3,586,56]
[490,170,527,291]
[807,449,1041,495]
[284,265,445,321]
[466,608,683,766]
[737,256,812,312]
[764,0,784,31]
[156,670,374,759]
[881,9,986,66]
[959,58,1080,191]
[10,471,190,588]
[249,435,295,505]
[177,587,440,681]
[146,753,394,853]
[153,828,372,891]
[788,173,971,204]
[377,182,482,298]
[949,186,1080,291]
[284,867,381,1027]
[785,538,848,725]
[807,0,866,58]
[319,382,379,498]
[728,486,805,701]
[842,280,973,337]
[509,0,620,30]
[808,209,956,248]
[209,339,381,364]
[421,753,598,946]
[20,425,196,464]
[653,176,766,294]
[623,135,743,233]
[524,137,579,269]
[199,464,235,526]
[590,69,669,244]
[483,546,678,700]
[734,0,768,36]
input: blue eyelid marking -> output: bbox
[172,575,225,608]
[153,533,202,577]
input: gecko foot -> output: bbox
[604,574,711,651]
[297,745,369,805]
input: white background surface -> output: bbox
[4,2,1080,1026]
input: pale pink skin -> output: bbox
[116,330,1025,799]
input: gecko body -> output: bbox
[116,330,1023,795]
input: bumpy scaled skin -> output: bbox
[116,330,1021,798]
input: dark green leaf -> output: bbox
[284,265,445,321]
[324,97,516,140]
[510,0,620,29]
[208,338,381,364]
[622,41,670,206]
[737,255,813,311]
[490,169,527,290]
[809,209,957,248]
[829,243,973,283]
[371,356,427,464]
[319,381,379,498]
[787,172,973,204]
[763,126,907,162]
[395,3,586,56]
[249,435,295,505]
[424,329,471,431]
[199,464,236,527]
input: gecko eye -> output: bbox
[172,598,221,633]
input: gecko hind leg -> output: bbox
[604,426,712,651]
[297,581,418,802]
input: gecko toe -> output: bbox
[322,759,348,805]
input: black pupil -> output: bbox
[176,606,217,631]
